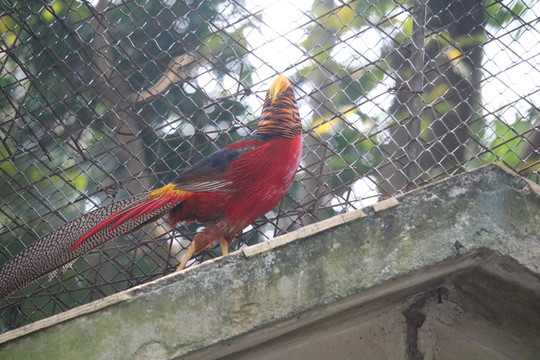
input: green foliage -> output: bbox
[486,0,530,28]
[298,0,394,215]
[296,0,538,218]
[485,110,539,173]
[0,0,255,237]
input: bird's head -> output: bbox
[256,75,302,138]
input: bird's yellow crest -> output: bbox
[269,75,291,104]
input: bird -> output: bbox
[0,75,302,299]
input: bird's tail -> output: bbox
[0,192,179,299]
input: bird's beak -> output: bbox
[269,75,291,104]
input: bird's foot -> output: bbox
[220,238,229,257]
[175,237,230,272]
[176,244,195,272]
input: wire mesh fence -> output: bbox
[0,0,538,332]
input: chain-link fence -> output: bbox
[0,0,538,332]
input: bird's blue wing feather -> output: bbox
[172,135,268,192]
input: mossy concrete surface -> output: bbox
[1,164,539,359]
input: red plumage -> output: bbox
[71,74,303,270]
[171,135,302,253]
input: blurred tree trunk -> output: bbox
[297,0,341,224]
[379,0,486,195]
[90,0,150,195]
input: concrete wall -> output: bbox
[1,164,539,359]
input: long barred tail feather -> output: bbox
[69,196,178,252]
[0,194,176,299]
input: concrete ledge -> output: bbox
[1,164,539,359]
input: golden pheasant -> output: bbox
[0,75,302,299]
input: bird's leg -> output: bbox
[220,238,229,257]
[176,243,195,272]
[176,228,232,272]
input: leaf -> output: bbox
[67,170,88,192]
[427,83,450,103]
[0,145,17,177]
[488,119,532,168]
[486,0,531,28]
[0,15,18,47]
[402,16,413,37]
[40,0,66,22]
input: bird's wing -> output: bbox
[172,135,269,192]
